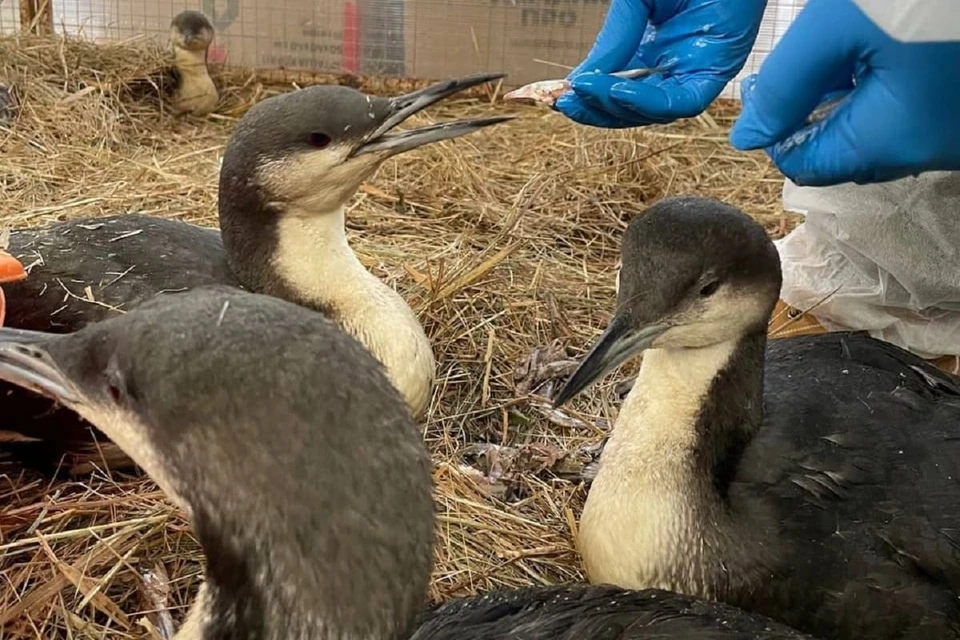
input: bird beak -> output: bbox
[351,72,515,157]
[0,331,82,405]
[552,317,669,408]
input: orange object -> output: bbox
[0,250,26,327]
[0,250,26,283]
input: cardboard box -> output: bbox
[403,0,611,88]
[109,0,366,74]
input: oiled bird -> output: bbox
[553,196,960,640]
[1,73,511,472]
[0,286,815,639]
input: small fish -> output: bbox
[504,67,662,107]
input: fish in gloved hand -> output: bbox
[504,67,663,108]
[552,0,767,128]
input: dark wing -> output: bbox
[411,584,814,639]
[0,213,237,474]
[731,332,960,638]
[5,213,237,332]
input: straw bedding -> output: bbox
[0,32,796,639]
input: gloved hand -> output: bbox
[730,0,960,187]
[555,0,767,128]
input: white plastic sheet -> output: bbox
[775,172,960,358]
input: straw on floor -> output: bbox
[0,32,796,639]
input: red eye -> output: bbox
[309,133,331,148]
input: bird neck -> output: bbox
[172,45,209,70]
[171,46,217,115]
[268,205,397,316]
[221,201,435,417]
[577,331,767,598]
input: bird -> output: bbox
[1,73,512,473]
[0,285,816,640]
[165,10,220,116]
[552,195,960,640]
[0,249,27,326]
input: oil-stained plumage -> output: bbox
[553,196,960,640]
[0,286,815,639]
[1,73,512,472]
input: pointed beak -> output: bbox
[351,72,515,157]
[552,318,669,408]
[0,331,82,405]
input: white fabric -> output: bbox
[762,2,960,360]
[775,172,960,359]
[853,0,960,43]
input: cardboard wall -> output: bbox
[24,0,809,101]
[110,0,365,74]
[403,0,611,88]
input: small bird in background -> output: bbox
[166,10,219,116]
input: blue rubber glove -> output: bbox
[555,0,767,128]
[730,0,960,187]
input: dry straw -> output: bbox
[0,31,795,638]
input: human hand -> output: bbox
[729,0,960,186]
[555,0,767,128]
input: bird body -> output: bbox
[5,214,231,330]
[555,196,960,640]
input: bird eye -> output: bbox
[699,280,720,297]
[309,132,331,149]
[105,360,134,405]
[106,382,123,403]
